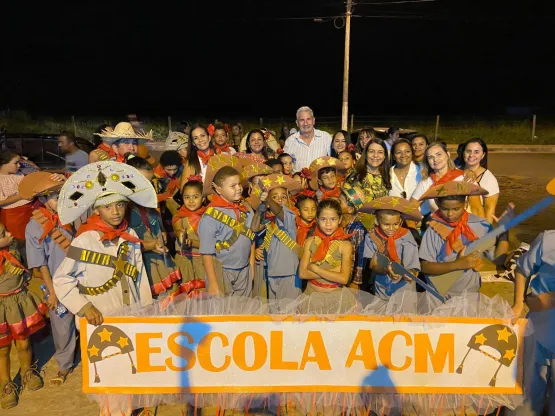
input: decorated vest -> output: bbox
[308,236,344,289]
[262,221,301,258]
[204,207,255,253]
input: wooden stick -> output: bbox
[434,115,440,140]
[531,114,537,141]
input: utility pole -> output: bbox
[341,0,353,131]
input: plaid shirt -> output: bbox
[344,215,367,285]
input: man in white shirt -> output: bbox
[283,106,332,172]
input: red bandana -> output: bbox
[98,143,116,159]
[296,217,315,246]
[173,206,207,235]
[76,215,141,244]
[311,227,353,263]
[197,149,215,165]
[432,211,478,255]
[374,226,409,264]
[319,186,341,199]
[0,248,27,274]
[37,207,74,243]
[208,194,247,221]
[430,168,464,186]
[214,143,231,154]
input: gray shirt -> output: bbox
[65,149,89,173]
[25,218,74,275]
[265,206,298,277]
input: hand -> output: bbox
[46,293,59,310]
[162,233,167,245]
[49,173,66,182]
[255,247,264,261]
[386,264,402,283]
[151,241,168,255]
[208,283,222,297]
[493,202,516,226]
[511,302,525,324]
[84,305,104,326]
[456,250,482,270]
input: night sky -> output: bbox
[1,1,553,119]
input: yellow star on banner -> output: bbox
[315,158,324,166]
[116,336,129,349]
[474,333,487,345]
[503,348,516,361]
[88,345,100,357]
[262,178,272,188]
[275,175,286,185]
[497,327,512,342]
[389,197,400,207]
[328,158,337,166]
[98,328,113,343]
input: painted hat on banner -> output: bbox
[165,131,189,151]
[18,172,65,200]
[418,181,488,201]
[340,185,366,211]
[248,173,303,210]
[359,196,423,222]
[456,324,517,387]
[94,122,154,144]
[86,325,137,383]
[202,154,242,197]
[58,161,157,225]
[308,156,346,190]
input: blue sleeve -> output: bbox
[278,206,297,239]
[363,233,377,260]
[419,228,442,263]
[401,234,420,272]
[517,232,544,277]
[198,215,219,256]
[25,219,47,269]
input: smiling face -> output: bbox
[191,127,210,151]
[318,169,337,190]
[333,133,347,154]
[182,185,203,211]
[214,174,243,203]
[269,187,288,206]
[412,137,427,159]
[376,212,402,237]
[213,129,229,146]
[426,145,450,172]
[298,198,317,223]
[0,223,13,248]
[296,111,315,135]
[393,142,413,168]
[338,151,354,170]
[359,131,373,149]
[317,207,341,236]
[463,142,485,168]
[366,143,386,169]
[95,201,127,228]
[249,132,265,154]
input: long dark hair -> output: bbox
[463,138,489,169]
[331,130,352,158]
[246,129,269,160]
[186,124,212,174]
[351,138,391,190]
[389,138,413,167]
[0,150,19,167]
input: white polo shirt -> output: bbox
[283,128,332,172]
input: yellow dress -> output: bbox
[345,172,388,230]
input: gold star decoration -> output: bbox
[233,222,246,235]
[328,158,337,166]
[98,328,113,343]
[253,187,261,196]
[251,165,259,173]
[372,200,384,208]
[275,175,286,185]
[112,259,127,275]
[497,327,512,343]
[474,333,487,345]
[389,197,400,207]
[436,185,448,196]
[503,348,516,361]
[116,336,129,348]
[262,178,272,188]
[315,158,324,166]
[88,345,100,358]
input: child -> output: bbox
[338,149,355,172]
[252,174,302,307]
[53,162,155,329]
[361,196,422,302]
[308,156,346,201]
[154,150,184,199]
[299,199,355,313]
[23,173,77,387]
[198,156,256,297]
[418,181,511,310]
[295,195,317,246]
[339,186,367,289]
[278,153,294,176]
[0,221,47,409]
[266,159,284,174]
[212,123,236,155]
[127,156,182,299]
[173,177,207,287]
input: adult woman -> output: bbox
[389,139,421,200]
[180,124,215,189]
[345,138,391,229]
[331,130,351,158]
[410,134,429,169]
[411,141,468,216]
[278,125,291,148]
[356,128,378,156]
[461,138,499,223]
[237,129,270,164]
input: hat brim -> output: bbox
[359,205,423,222]
[18,172,65,200]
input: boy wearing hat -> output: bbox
[53,162,155,328]
[90,122,153,163]
[361,196,422,302]
[166,130,189,160]
[198,155,257,297]
[339,186,367,289]
[309,156,345,201]
[418,181,511,309]
[23,173,77,385]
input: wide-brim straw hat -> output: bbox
[359,196,423,222]
[308,156,346,190]
[94,122,154,144]
[202,154,243,197]
[18,172,65,200]
[418,181,489,201]
[165,131,188,151]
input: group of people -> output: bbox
[0,105,552,415]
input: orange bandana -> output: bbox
[173,206,207,235]
[430,168,464,186]
[77,215,141,244]
[374,226,409,264]
[37,207,74,243]
[432,211,478,255]
[311,227,353,263]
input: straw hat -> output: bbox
[94,122,154,144]
[165,131,188,151]
[58,161,157,225]
[418,181,488,201]
[202,154,242,197]
[18,172,65,200]
[359,196,423,222]
[248,173,302,210]
[308,156,346,190]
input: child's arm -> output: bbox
[39,266,58,310]
[309,242,353,285]
[512,268,527,320]
[133,238,154,307]
[511,232,544,318]
[202,255,221,296]
[420,252,481,276]
[299,237,320,280]
[0,194,25,207]
[266,198,285,223]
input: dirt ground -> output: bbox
[5,153,554,415]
